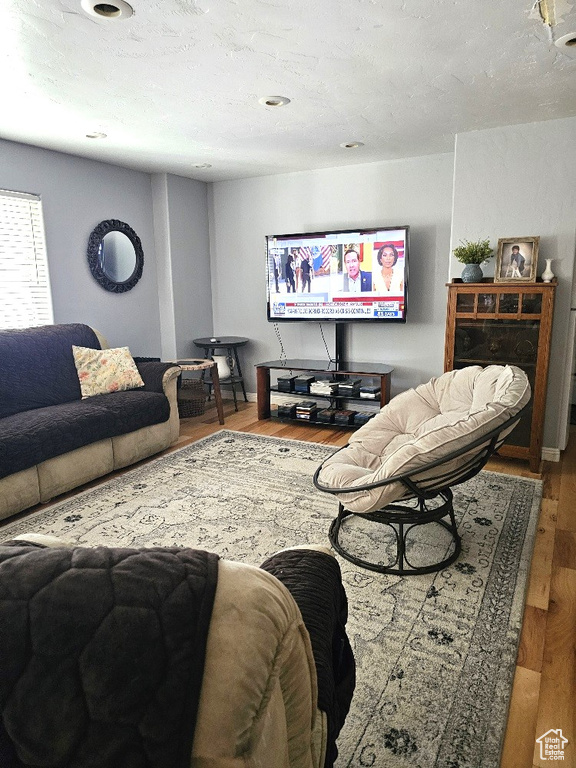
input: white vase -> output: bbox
[212,355,233,380]
[541,259,554,283]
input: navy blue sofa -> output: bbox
[0,324,181,521]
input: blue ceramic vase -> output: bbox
[461,263,483,283]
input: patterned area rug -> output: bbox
[0,430,542,768]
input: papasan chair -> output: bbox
[313,365,530,575]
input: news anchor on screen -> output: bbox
[373,243,404,294]
[342,248,372,292]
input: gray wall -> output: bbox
[209,153,455,397]
[152,173,213,361]
[450,116,576,450]
[166,174,213,358]
[0,138,162,354]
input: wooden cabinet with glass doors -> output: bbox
[444,280,556,472]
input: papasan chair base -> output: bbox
[329,490,461,576]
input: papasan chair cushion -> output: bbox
[316,365,530,514]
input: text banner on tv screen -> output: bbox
[266,226,408,322]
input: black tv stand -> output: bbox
[255,358,394,424]
[334,322,347,367]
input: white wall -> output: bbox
[451,117,576,450]
[209,153,455,396]
[0,138,162,354]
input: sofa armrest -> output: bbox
[135,361,181,393]
[193,560,320,768]
[133,362,181,445]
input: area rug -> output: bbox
[0,430,542,768]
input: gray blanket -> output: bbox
[0,543,219,768]
[260,548,355,768]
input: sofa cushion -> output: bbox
[0,391,170,480]
[72,345,144,398]
[0,324,100,419]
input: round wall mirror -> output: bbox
[87,219,144,292]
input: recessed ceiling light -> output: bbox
[555,31,576,57]
[340,141,364,149]
[194,163,212,169]
[258,96,291,107]
[80,0,133,20]
[86,131,107,139]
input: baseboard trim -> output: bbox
[217,388,257,403]
[542,447,561,463]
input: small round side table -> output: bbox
[176,359,225,425]
[193,336,249,412]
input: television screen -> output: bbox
[266,226,408,322]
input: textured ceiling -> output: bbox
[1,0,576,181]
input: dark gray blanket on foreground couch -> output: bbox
[260,549,356,768]
[0,543,219,768]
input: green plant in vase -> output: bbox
[453,238,494,283]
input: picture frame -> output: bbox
[494,236,539,283]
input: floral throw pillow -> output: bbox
[72,345,144,398]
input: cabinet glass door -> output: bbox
[521,293,542,314]
[497,293,519,314]
[453,318,538,448]
[456,294,475,313]
[477,293,497,314]
[454,319,539,367]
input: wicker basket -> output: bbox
[178,377,207,418]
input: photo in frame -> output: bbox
[495,237,539,283]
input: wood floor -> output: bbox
[5,398,575,766]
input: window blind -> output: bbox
[0,189,53,330]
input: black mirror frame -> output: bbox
[87,219,144,293]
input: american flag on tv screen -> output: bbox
[300,245,334,272]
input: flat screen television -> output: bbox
[266,225,409,322]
